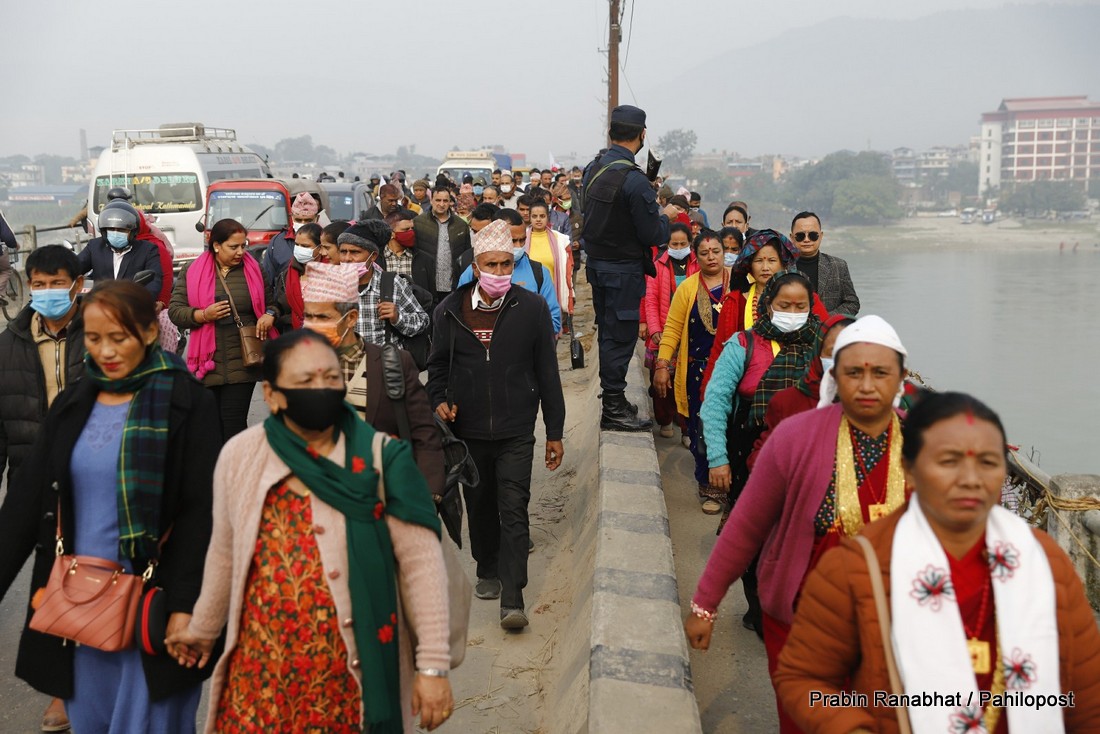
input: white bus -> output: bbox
[89,123,270,258]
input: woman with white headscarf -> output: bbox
[686,315,911,734]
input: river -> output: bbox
[845,248,1100,476]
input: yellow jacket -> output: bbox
[656,272,702,417]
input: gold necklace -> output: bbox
[833,414,905,534]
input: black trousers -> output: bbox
[208,382,256,440]
[462,434,536,609]
[586,259,646,393]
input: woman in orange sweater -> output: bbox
[775,392,1100,734]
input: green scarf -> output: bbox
[264,403,440,734]
[84,346,192,560]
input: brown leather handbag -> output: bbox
[29,505,151,652]
[216,269,263,368]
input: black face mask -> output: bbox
[276,385,347,431]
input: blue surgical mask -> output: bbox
[512,247,526,260]
[474,185,484,196]
[106,230,130,250]
[293,244,314,264]
[821,356,835,375]
[667,246,690,261]
[724,252,738,267]
[30,283,77,320]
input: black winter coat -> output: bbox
[427,284,565,442]
[0,373,223,700]
[0,305,85,483]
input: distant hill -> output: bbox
[646,4,1100,157]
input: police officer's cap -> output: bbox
[610,105,646,127]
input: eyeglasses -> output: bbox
[793,231,820,243]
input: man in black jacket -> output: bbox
[76,205,163,299]
[413,188,472,304]
[427,219,565,632]
[0,244,86,732]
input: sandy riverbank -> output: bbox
[824,216,1100,255]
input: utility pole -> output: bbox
[608,0,620,122]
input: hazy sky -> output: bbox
[5,0,1094,164]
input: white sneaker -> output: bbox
[659,425,674,438]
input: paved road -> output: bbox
[656,426,779,733]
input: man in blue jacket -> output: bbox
[427,218,565,632]
[455,206,561,332]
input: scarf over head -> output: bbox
[291,192,320,219]
[184,250,269,379]
[817,314,908,408]
[264,404,440,734]
[84,347,192,559]
[891,497,1062,733]
[730,229,801,280]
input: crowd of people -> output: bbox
[0,100,1097,734]
[0,159,574,731]
[580,105,1100,733]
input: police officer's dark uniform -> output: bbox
[581,105,669,431]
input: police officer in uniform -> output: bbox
[581,105,670,432]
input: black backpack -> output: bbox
[380,341,476,548]
[379,270,433,371]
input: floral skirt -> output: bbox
[215,483,361,733]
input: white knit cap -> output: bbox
[817,315,908,409]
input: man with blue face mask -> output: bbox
[76,205,163,299]
[0,244,88,734]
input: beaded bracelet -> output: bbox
[690,601,717,622]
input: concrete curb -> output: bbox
[588,353,703,733]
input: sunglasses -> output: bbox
[793,231,820,243]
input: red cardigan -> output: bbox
[643,250,699,344]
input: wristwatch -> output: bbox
[417,668,449,678]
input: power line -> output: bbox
[621,0,635,70]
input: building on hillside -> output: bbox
[979,96,1100,195]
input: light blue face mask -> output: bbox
[667,246,690,261]
[106,230,131,250]
[724,252,738,267]
[474,185,485,196]
[30,282,77,320]
[512,247,526,261]
[821,356,835,375]
[293,244,314,264]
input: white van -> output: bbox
[89,123,270,258]
[436,150,496,184]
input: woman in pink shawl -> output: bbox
[168,218,277,438]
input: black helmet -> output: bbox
[101,199,142,219]
[98,206,140,233]
[106,187,133,201]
